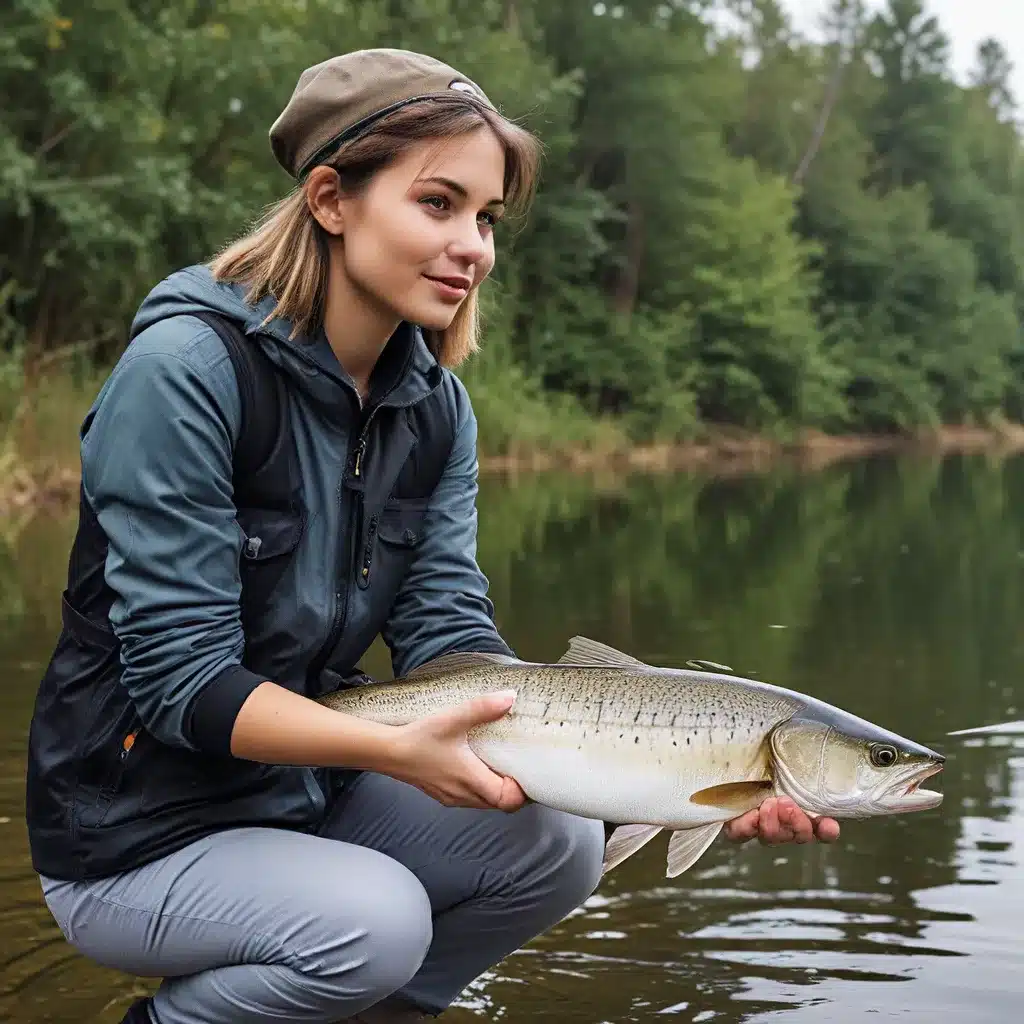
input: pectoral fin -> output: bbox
[602,823,663,874]
[666,822,724,878]
[689,780,772,812]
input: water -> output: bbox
[2,451,1023,1022]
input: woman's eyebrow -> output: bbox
[417,176,504,208]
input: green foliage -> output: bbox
[2,0,1024,444]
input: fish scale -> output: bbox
[317,636,945,879]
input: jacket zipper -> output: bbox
[358,513,379,586]
[300,410,371,815]
[306,351,443,682]
[307,411,376,684]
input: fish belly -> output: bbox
[469,718,766,829]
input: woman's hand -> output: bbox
[723,796,840,845]
[383,691,528,812]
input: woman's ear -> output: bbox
[305,166,345,237]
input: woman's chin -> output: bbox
[402,302,460,332]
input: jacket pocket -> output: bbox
[357,498,428,591]
[236,507,304,634]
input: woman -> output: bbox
[25,49,839,1024]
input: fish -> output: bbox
[947,721,1024,736]
[316,636,945,879]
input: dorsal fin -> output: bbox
[556,636,649,669]
[405,650,519,680]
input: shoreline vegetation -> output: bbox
[475,422,1024,474]
[5,360,1024,524]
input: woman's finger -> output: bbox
[777,798,815,843]
[723,808,761,843]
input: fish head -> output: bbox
[768,714,945,819]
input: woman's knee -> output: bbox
[356,881,434,997]
[528,808,606,910]
[311,852,434,1001]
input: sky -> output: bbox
[778,0,1024,102]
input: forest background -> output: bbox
[3,0,1024,496]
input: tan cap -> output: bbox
[269,48,494,180]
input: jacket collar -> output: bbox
[242,296,443,418]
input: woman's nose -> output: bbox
[446,217,488,264]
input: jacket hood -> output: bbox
[129,264,442,419]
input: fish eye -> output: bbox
[870,743,899,767]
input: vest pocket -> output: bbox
[54,593,138,829]
[74,706,143,829]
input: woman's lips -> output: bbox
[424,275,471,301]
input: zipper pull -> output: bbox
[121,731,137,761]
[353,437,367,478]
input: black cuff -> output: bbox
[185,664,267,755]
[460,633,516,659]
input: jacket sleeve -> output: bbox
[80,321,266,755]
[382,380,515,678]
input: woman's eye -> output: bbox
[478,211,498,228]
[420,195,449,212]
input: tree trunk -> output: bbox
[612,200,644,318]
[503,0,518,34]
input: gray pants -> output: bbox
[39,771,606,1022]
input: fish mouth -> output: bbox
[906,761,943,793]
[892,761,945,810]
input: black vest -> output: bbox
[24,313,456,881]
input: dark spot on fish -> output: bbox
[686,737,691,746]
[634,736,639,744]
[673,740,678,747]
[634,709,641,724]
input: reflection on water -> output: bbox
[2,452,1023,1022]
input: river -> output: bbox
[1,452,1022,1022]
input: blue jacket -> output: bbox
[25,264,512,880]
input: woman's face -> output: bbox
[314,126,506,331]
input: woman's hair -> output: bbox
[209,94,541,367]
